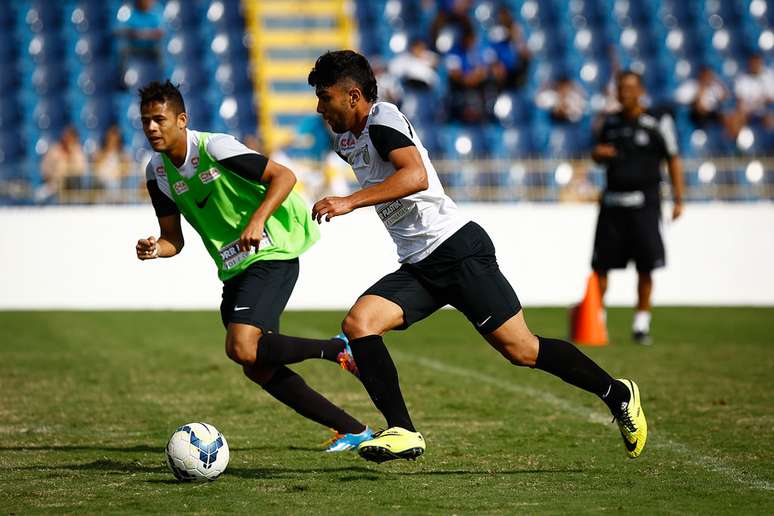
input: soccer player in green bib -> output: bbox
[134,81,372,452]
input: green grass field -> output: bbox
[2,308,773,514]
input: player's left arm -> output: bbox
[218,154,297,251]
[658,114,684,220]
[240,159,297,251]
[210,135,297,251]
[666,156,684,220]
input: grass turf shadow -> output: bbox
[16,458,587,480]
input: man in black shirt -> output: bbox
[591,71,684,344]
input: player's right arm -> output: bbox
[136,213,184,260]
[138,163,184,260]
[591,116,617,163]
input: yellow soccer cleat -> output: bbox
[615,378,648,458]
[357,427,425,463]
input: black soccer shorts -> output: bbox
[219,258,299,332]
[591,204,665,273]
[362,221,522,335]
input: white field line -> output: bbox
[391,350,774,492]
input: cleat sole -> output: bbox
[358,445,424,463]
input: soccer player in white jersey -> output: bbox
[308,51,648,463]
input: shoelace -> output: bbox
[616,409,637,433]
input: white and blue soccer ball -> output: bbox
[165,422,229,481]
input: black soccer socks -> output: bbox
[535,335,628,412]
[349,335,416,431]
[261,366,365,434]
[258,333,345,365]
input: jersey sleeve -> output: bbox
[368,104,416,161]
[369,125,416,161]
[657,113,679,158]
[144,160,156,182]
[206,133,269,182]
[146,179,179,217]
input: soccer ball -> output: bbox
[165,422,229,481]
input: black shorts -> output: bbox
[592,204,665,273]
[362,221,521,335]
[219,258,299,332]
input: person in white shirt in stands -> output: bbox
[388,38,440,92]
[731,53,774,134]
[674,65,731,129]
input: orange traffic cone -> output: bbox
[569,272,608,346]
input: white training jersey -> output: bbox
[145,129,259,200]
[334,102,468,263]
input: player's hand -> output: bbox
[672,201,683,221]
[312,196,354,223]
[592,143,617,160]
[239,218,265,252]
[136,236,158,260]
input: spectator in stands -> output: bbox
[535,76,589,123]
[39,126,88,201]
[430,0,474,54]
[114,0,165,88]
[731,53,774,132]
[446,29,498,123]
[674,65,731,129]
[369,56,402,104]
[389,38,440,92]
[488,5,531,91]
[93,125,131,199]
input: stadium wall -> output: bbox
[1,203,773,309]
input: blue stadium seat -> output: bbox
[31,63,68,95]
[400,88,440,127]
[79,96,115,133]
[0,130,24,165]
[493,126,532,158]
[33,97,69,132]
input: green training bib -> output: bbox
[162,132,319,281]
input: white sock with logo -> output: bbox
[632,311,651,333]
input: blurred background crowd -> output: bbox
[0,0,772,205]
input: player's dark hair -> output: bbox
[138,80,186,114]
[617,69,643,85]
[307,50,378,102]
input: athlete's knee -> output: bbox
[500,334,539,367]
[341,310,383,339]
[225,328,261,365]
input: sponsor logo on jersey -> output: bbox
[348,145,370,167]
[173,180,188,195]
[199,167,221,184]
[192,156,200,166]
[635,129,650,146]
[218,232,273,270]
[377,199,413,226]
[155,165,166,177]
[339,135,357,150]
